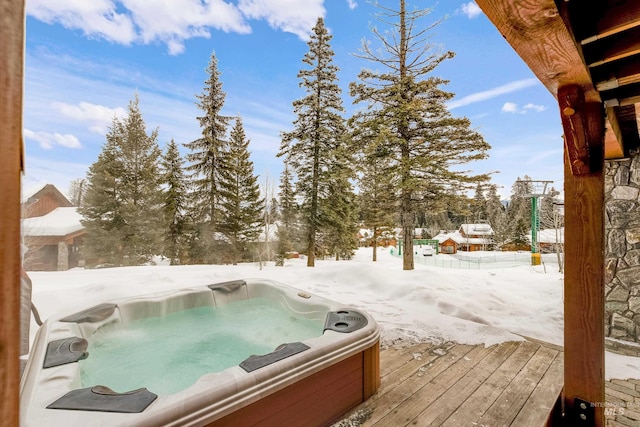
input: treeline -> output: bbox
[410,178,563,250]
[74,3,510,269]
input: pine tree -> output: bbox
[275,163,299,265]
[220,115,264,263]
[184,51,231,263]
[350,1,490,270]
[321,150,359,260]
[80,130,125,265]
[279,17,348,267]
[81,95,162,266]
[160,139,188,265]
[506,177,533,249]
[472,183,488,222]
[484,184,507,248]
[355,125,397,261]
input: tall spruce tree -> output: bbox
[160,139,188,265]
[279,17,348,267]
[321,153,358,260]
[220,116,264,263]
[81,95,162,266]
[184,51,231,263]
[350,1,490,270]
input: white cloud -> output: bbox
[523,103,546,112]
[501,102,518,113]
[24,129,82,150]
[238,0,325,41]
[461,2,482,19]
[26,0,325,54]
[447,78,540,110]
[121,0,251,55]
[52,101,127,133]
[346,0,357,10]
[26,0,137,45]
[501,102,547,114]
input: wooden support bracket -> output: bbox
[559,85,605,175]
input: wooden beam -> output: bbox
[475,0,600,104]
[558,85,605,175]
[604,107,626,158]
[0,0,25,426]
[563,145,605,427]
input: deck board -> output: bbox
[335,339,564,427]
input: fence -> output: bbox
[393,250,560,269]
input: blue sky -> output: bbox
[22,0,564,200]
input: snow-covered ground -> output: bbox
[27,247,640,380]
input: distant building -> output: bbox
[432,223,495,254]
[22,184,85,271]
[533,228,564,253]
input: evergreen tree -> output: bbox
[321,151,359,260]
[279,17,348,267]
[350,1,490,270]
[484,184,507,248]
[472,183,488,222]
[355,125,397,261]
[81,95,162,266]
[506,177,533,249]
[160,139,188,265]
[275,163,299,265]
[184,51,231,263]
[220,116,264,263]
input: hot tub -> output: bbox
[20,279,380,426]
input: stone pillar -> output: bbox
[604,155,640,355]
[57,242,69,271]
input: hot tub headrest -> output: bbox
[207,280,246,293]
[60,303,117,323]
[47,386,157,413]
[239,342,310,372]
[324,310,368,333]
[43,337,89,368]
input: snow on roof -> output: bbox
[22,207,84,237]
[460,223,494,236]
[432,230,493,246]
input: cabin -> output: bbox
[431,223,494,254]
[21,185,85,271]
[458,223,494,251]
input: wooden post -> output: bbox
[0,1,25,426]
[563,145,605,426]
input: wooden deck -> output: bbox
[335,339,564,426]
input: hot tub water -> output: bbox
[79,297,324,395]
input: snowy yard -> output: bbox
[27,247,640,380]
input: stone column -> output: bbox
[604,156,640,355]
[57,242,69,271]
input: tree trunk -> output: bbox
[372,226,378,262]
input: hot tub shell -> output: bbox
[20,279,380,426]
